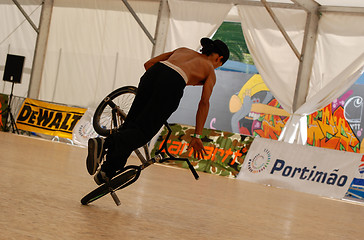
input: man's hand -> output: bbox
[188,137,207,159]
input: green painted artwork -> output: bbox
[151,123,254,178]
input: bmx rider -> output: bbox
[87,37,229,185]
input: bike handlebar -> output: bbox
[156,122,199,180]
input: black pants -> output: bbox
[102,63,186,177]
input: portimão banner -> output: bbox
[237,138,361,199]
[16,98,87,139]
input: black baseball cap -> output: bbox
[201,37,230,64]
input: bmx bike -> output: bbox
[81,86,199,206]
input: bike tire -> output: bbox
[81,167,140,205]
[93,86,137,137]
[92,85,150,161]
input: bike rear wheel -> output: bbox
[81,166,140,205]
[93,86,137,137]
[92,85,150,161]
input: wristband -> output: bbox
[192,133,202,139]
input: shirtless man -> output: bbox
[87,38,229,185]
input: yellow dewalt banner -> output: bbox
[16,98,87,139]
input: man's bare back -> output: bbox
[166,48,215,86]
[144,47,217,86]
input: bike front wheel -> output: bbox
[81,166,140,205]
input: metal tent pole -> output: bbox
[28,0,54,99]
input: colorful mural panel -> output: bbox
[151,124,253,178]
[307,104,360,152]
[307,88,364,153]
[229,74,289,140]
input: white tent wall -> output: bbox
[39,0,159,108]
[307,12,364,103]
[238,5,306,114]
[164,0,232,52]
[0,0,42,98]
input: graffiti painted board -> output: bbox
[151,123,253,178]
[169,73,289,140]
[307,84,364,153]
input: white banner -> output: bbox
[237,138,362,199]
[72,109,99,147]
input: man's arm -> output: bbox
[189,72,216,159]
[194,90,212,134]
[144,50,175,70]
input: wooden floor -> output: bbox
[1,131,364,240]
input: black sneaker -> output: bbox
[94,169,109,185]
[86,137,105,175]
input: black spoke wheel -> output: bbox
[92,85,150,160]
[81,166,141,205]
[93,86,137,137]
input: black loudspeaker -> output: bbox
[3,54,25,84]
